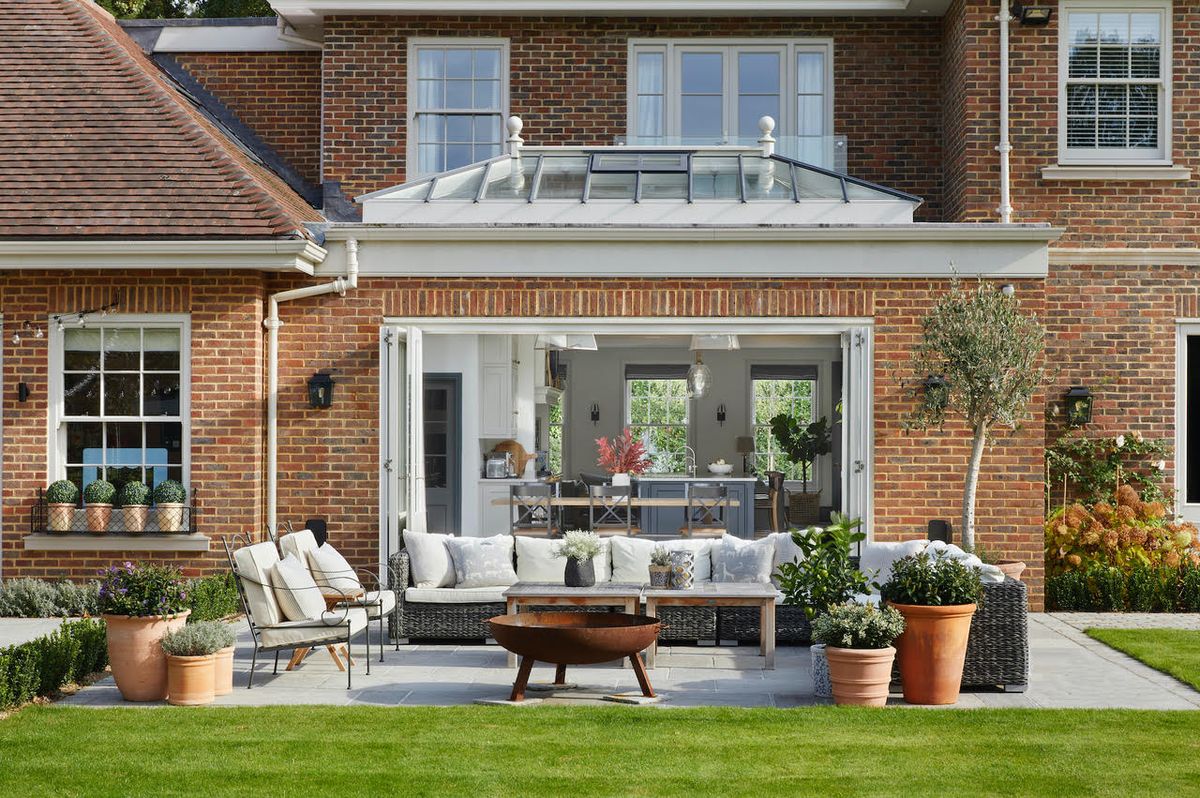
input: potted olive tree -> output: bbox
[99,562,190,701]
[153,479,187,533]
[161,620,236,706]
[554,530,602,587]
[118,481,151,534]
[648,546,671,588]
[812,603,906,707]
[769,414,831,525]
[880,553,983,705]
[45,479,79,533]
[83,479,115,534]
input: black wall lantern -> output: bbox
[921,374,949,413]
[590,403,600,425]
[1010,1,1053,25]
[1064,386,1093,427]
[307,372,335,409]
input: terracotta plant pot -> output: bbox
[85,504,112,534]
[166,654,216,706]
[825,645,897,707]
[122,505,149,534]
[213,646,235,696]
[156,503,186,533]
[47,503,76,533]
[890,602,976,705]
[103,611,190,701]
[996,560,1026,581]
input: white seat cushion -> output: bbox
[404,586,508,604]
[712,536,775,584]
[515,536,611,584]
[259,608,368,649]
[308,543,364,595]
[233,541,283,627]
[335,590,397,618]
[445,535,517,588]
[271,553,327,622]
[858,539,928,587]
[278,529,319,566]
[403,530,456,588]
[610,537,712,584]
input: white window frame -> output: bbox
[627,38,835,144]
[1175,321,1200,522]
[406,37,511,180]
[623,372,692,474]
[1058,0,1173,166]
[47,314,192,493]
[750,373,820,486]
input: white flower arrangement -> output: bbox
[554,530,601,562]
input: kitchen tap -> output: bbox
[683,445,697,477]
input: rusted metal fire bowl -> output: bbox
[488,611,661,665]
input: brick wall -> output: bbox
[321,15,945,219]
[173,52,323,187]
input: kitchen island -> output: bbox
[636,475,758,538]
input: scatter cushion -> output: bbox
[308,543,364,596]
[712,536,776,584]
[404,586,508,604]
[858,539,928,589]
[403,529,456,588]
[765,531,806,588]
[515,536,611,584]
[233,541,283,627]
[445,535,518,588]
[270,553,326,622]
[610,537,712,584]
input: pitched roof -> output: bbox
[0,0,321,239]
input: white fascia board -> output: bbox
[153,25,319,52]
[0,240,327,274]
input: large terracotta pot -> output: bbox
[996,560,1026,581]
[166,654,216,706]
[103,611,190,701]
[825,645,897,707]
[213,646,235,696]
[85,504,112,534]
[890,602,976,705]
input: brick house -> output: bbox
[5,0,1197,611]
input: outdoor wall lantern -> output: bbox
[1010,2,1053,25]
[307,372,335,409]
[1064,386,1093,428]
[590,403,600,425]
[716,404,727,426]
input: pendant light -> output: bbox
[686,352,712,399]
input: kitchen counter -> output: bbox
[636,474,757,481]
[636,476,757,538]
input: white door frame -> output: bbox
[1175,321,1200,522]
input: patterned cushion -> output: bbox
[403,530,456,588]
[712,536,775,584]
[445,535,518,589]
[270,553,327,621]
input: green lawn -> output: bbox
[1087,628,1200,691]
[3,706,1200,797]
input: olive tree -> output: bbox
[905,280,1045,552]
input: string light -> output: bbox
[9,292,121,347]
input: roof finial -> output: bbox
[758,115,776,158]
[506,116,524,155]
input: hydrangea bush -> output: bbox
[97,562,188,617]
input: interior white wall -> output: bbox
[559,340,842,493]
[423,333,480,536]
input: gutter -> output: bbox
[0,239,326,273]
[264,238,359,534]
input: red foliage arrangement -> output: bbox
[596,428,653,475]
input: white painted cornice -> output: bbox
[0,240,326,274]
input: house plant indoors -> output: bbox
[880,552,984,705]
[118,480,151,534]
[83,478,115,534]
[45,479,79,533]
[99,562,190,701]
[554,530,602,587]
[812,603,906,707]
[595,428,653,486]
[769,414,832,525]
[153,479,187,532]
[161,620,236,706]
[649,546,672,588]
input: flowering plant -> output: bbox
[553,530,602,562]
[595,428,653,476]
[97,562,189,617]
[1046,431,1171,506]
[812,603,905,650]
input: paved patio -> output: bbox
[50,613,1200,710]
[0,618,65,647]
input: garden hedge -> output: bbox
[0,572,240,622]
[1047,563,1200,612]
[0,619,107,711]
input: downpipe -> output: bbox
[997,0,1014,223]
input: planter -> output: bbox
[564,557,596,588]
[825,645,896,707]
[788,491,821,526]
[166,654,216,706]
[610,472,631,487]
[156,503,186,533]
[103,611,190,702]
[668,550,695,589]
[47,503,76,533]
[648,564,671,589]
[810,643,832,699]
[85,504,112,534]
[213,646,235,696]
[996,560,1026,581]
[889,602,976,705]
[122,505,149,534]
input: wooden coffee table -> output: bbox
[502,582,645,667]
[643,582,777,669]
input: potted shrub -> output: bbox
[45,479,79,533]
[153,480,187,533]
[812,603,906,707]
[554,530,602,587]
[649,546,671,588]
[595,428,653,486]
[98,562,190,701]
[775,513,872,699]
[118,481,151,534]
[769,414,832,525]
[880,553,984,705]
[161,621,235,706]
[83,479,115,534]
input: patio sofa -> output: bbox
[387,531,1028,691]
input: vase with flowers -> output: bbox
[596,428,654,486]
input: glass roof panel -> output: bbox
[481,157,537,201]
[794,167,846,199]
[429,165,485,200]
[845,180,891,200]
[744,159,794,201]
[384,181,435,201]
[691,156,742,200]
[640,171,690,200]
[535,156,589,199]
[588,171,637,200]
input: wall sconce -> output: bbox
[307,372,335,409]
[921,374,949,413]
[17,382,29,403]
[1064,386,1093,427]
[1010,1,1052,25]
[716,404,726,426]
[590,403,600,425]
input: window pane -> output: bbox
[445,80,472,108]
[418,144,443,174]
[681,95,723,139]
[588,172,636,200]
[739,94,779,139]
[473,80,500,110]
[1098,12,1128,44]
[144,373,180,416]
[63,328,100,371]
[104,328,140,371]
[681,52,722,93]
[637,96,664,138]
[445,144,473,170]
[143,328,180,371]
[418,79,442,108]
[639,171,689,199]
[637,52,664,94]
[145,422,184,466]
[418,114,444,143]
[66,422,102,465]
[1067,116,1097,148]
[738,52,779,95]
[475,48,500,79]
[445,49,472,78]
[1130,12,1160,44]
[691,156,741,199]
[797,52,825,94]
[104,373,140,415]
[534,157,588,198]
[105,421,143,472]
[1067,83,1096,115]
[417,48,443,79]
[446,115,473,142]
[797,95,824,136]
[64,372,100,416]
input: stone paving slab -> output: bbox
[0,618,66,647]
[1050,612,1200,630]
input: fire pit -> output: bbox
[487,611,661,702]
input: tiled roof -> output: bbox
[0,0,321,239]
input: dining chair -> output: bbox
[680,483,730,538]
[587,484,639,536]
[510,482,559,537]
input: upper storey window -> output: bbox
[408,39,509,178]
[1061,2,1170,164]
[628,40,833,164]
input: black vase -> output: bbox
[564,557,596,588]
